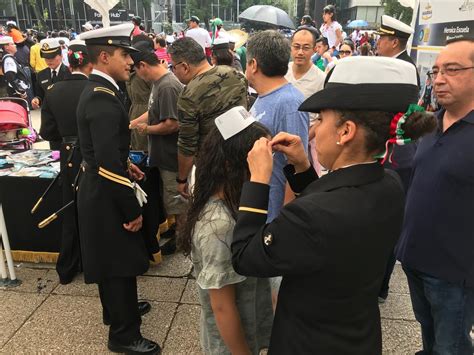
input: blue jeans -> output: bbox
[403,266,474,355]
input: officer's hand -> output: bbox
[123,214,143,232]
[129,163,145,181]
[177,182,190,199]
[248,137,273,185]
[31,97,40,110]
[271,132,310,173]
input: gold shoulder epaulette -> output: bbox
[47,84,54,90]
[94,87,115,96]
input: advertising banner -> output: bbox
[409,0,473,110]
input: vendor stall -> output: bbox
[0,149,62,262]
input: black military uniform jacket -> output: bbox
[232,163,405,355]
[40,73,88,141]
[34,63,70,105]
[397,50,420,87]
[384,50,420,176]
[76,73,149,284]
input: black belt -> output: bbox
[62,136,78,144]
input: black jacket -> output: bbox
[397,50,420,87]
[34,63,70,105]
[40,73,88,141]
[232,163,405,355]
[76,74,149,283]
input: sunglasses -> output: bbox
[339,50,352,55]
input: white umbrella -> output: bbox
[398,0,415,8]
[239,5,295,29]
[84,0,120,28]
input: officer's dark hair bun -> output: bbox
[401,111,438,141]
[68,46,89,68]
[337,110,438,154]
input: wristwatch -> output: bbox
[176,177,187,184]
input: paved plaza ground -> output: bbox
[0,255,424,354]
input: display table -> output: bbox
[0,175,62,262]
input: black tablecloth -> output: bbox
[0,175,62,252]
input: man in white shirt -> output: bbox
[285,28,326,174]
[285,28,326,97]
[185,16,211,53]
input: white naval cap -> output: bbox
[0,36,14,45]
[376,15,414,39]
[299,56,419,113]
[40,38,62,58]
[79,23,137,52]
[69,39,86,47]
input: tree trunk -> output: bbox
[304,0,311,15]
[54,0,64,29]
[28,0,48,30]
[167,0,172,25]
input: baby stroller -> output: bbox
[0,97,34,150]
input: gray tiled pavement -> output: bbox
[0,256,424,354]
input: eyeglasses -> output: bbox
[169,61,184,71]
[339,50,352,56]
[428,66,474,79]
[291,44,313,53]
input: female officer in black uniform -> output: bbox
[40,39,92,284]
[231,57,438,354]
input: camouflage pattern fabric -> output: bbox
[177,66,248,157]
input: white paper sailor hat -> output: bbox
[82,22,94,31]
[376,15,414,39]
[215,106,256,140]
[0,36,14,45]
[299,56,418,113]
[40,38,62,58]
[212,36,230,49]
[79,23,138,52]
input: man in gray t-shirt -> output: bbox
[130,51,186,243]
[147,72,183,171]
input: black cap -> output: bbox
[187,16,200,24]
[130,40,156,64]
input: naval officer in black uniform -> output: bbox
[40,40,93,284]
[231,57,437,354]
[76,24,160,354]
[375,15,421,302]
[33,38,71,150]
[376,15,420,86]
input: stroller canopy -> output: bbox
[0,101,28,128]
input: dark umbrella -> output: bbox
[239,5,295,29]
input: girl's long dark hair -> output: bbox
[179,121,271,255]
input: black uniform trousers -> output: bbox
[98,277,142,344]
[56,141,82,283]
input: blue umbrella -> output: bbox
[347,20,368,28]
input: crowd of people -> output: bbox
[0,8,473,355]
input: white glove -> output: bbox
[133,182,148,207]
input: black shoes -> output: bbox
[103,301,151,325]
[138,301,151,316]
[108,337,161,354]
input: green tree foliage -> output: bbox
[381,0,414,25]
